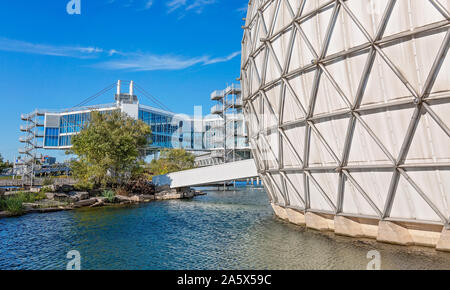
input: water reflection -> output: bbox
[0,186,449,269]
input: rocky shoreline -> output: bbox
[0,185,206,219]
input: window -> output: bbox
[44,128,59,147]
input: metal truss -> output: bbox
[241,0,450,225]
[19,110,45,186]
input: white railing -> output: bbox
[210,90,224,100]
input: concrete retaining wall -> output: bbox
[271,204,450,252]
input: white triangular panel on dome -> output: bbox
[287,70,316,111]
[313,72,349,116]
[345,0,390,39]
[325,1,370,56]
[265,46,282,83]
[298,13,323,57]
[262,94,278,129]
[389,174,442,222]
[308,125,339,166]
[283,124,306,167]
[256,11,269,43]
[284,172,305,208]
[282,82,305,123]
[342,175,379,217]
[281,130,302,168]
[347,116,394,166]
[409,0,447,28]
[406,169,450,221]
[405,109,450,164]
[349,169,392,212]
[381,28,447,95]
[324,50,368,105]
[265,82,282,116]
[429,48,449,95]
[261,0,277,34]
[360,107,414,160]
[270,173,286,202]
[266,129,280,167]
[271,28,293,73]
[382,1,412,37]
[313,116,348,163]
[288,28,316,72]
[286,0,300,16]
[308,171,338,212]
[360,52,413,106]
[272,0,293,33]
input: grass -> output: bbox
[102,190,116,203]
[0,176,22,180]
[0,192,48,214]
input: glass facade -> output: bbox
[44,128,59,147]
[59,112,91,134]
[138,110,180,148]
[41,105,247,152]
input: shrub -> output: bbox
[0,196,25,214]
[122,178,155,195]
[115,187,129,197]
[0,192,47,214]
[39,186,52,194]
[102,190,116,203]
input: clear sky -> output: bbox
[0,0,247,162]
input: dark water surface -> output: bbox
[1,186,449,270]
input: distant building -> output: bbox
[18,81,251,174]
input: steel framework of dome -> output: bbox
[241,0,450,238]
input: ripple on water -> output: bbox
[0,187,449,269]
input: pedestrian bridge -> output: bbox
[152,159,258,188]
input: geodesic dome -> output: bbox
[241,0,450,224]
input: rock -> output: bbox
[89,200,104,208]
[141,195,155,202]
[95,197,108,203]
[155,184,171,193]
[73,198,97,208]
[74,192,89,201]
[0,211,13,218]
[23,202,39,209]
[45,192,55,200]
[29,207,68,213]
[155,193,182,200]
[55,184,75,193]
[130,195,143,202]
[53,193,70,201]
[89,189,102,197]
[116,195,131,202]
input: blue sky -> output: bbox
[0,0,247,161]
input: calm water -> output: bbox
[1,186,450,270]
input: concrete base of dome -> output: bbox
[271,204,447,251]
[285,207,306,225]
[436,228,450,252]
[305,212,334,231]
[334,216,378,239]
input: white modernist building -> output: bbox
[241,0,450,248]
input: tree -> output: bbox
[68,111,151,188]
[0,154,12,173]
[149,149,195,176]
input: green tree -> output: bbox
[149,149,195,175]
[68,111,151,188]
[0,154,12,172]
